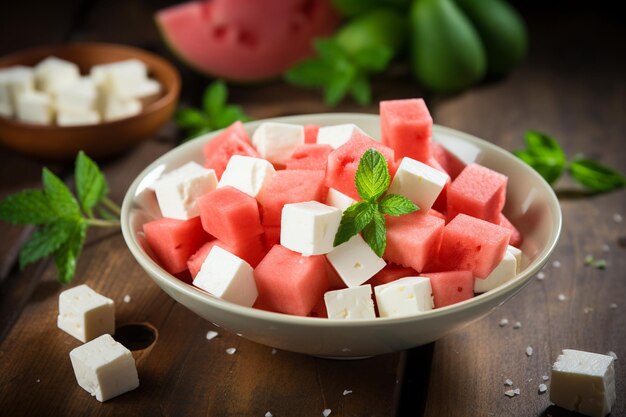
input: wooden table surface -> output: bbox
[0,2,624,416]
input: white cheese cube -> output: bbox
[325,187,356,212]
[15,90,54,125]
[69,334,139,402]
[474,250,517,293]
[34,56,80,94]
[154,161,218,220]
[506,245,523,273]
[102,95,142,121]
[550,349,616,417]
[56,77,99,111]
[374,277,434,318]
[280,201,342,256]
[316,123,365,149]
[0,66,35,115]
[326,235,386,287]
[124,79,161,99]
[388,157,449,212]
[57,284,115,343]
[91,59,148,97]
[57,107,101,126]
[218,155,276,197]
[193,246,258,307]
[251,122,305,164]
[324,284,376,320]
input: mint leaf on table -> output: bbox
[203,79,227,118]
[0,190,53,224]
[54,218,88,284]
[568,158,626,192]
[75,151,109,216]
[19,220,72,269]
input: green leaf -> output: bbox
[350,72,371,106]
[355,148,390,201]
[379,194,419,216]
[333,202,375,246]
[0,190,54,224]
[324,70,354,107]
[524,130,566,162]
[362,210,386,257]
[54,218,87,284]
[75,151,108,215]
[513,150,564,185]
[285,58,332,87]
[569,158,626,192]
[42,168,80,218]
[19,220,72,269]
[314,38,346,62]
[214,105,250,129]
[350,45,393,72]
[175,108,210,130]
[203,80,227,118]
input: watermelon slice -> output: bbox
[421,271,474,308]
[203,121,259,178]
[155,0,340,81]
[285,144,333,170]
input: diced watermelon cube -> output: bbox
[187,234,267,278]
[309,296,328,318]
[499,214,523,247]
[367,264,418,287]
[428,208,446,220]
[262,225,281,251]
[446,163,508,223]
[304,124,320,144]
[380,98,432,162]
[143,216,209,275]
[326,133,396,200]
[203,121,260,178]
[431,142,466,180]
[421,270,474,308]
[384,211,445,273]
[197,186,263,245]
[426,156,452,213]
[253,245,329,316]
[285,144,333,171]
[257,170,327,226]
[438,214,511,278]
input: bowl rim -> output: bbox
[121,113,562,328]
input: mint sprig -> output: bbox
[333,148,418,256]
[0,152,120,283]
[175,80,251,141]
[514,130,625,192]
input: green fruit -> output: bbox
[455,0,527,77]
[410,0,486,92]
[332,0,411,17]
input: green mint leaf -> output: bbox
[513,149,564,185]
[524,130,566,162]
[333,202,375,246]
[285,58,332,87]
[362,210,386,257]
[324,69,354,107]
[19,220,72,269]
[379,194,419,216]
[214,105,250,129]
[314,38,346,62]
[75,151,108,215]
[54,218,87,284]
[203,80,227,118]
[350,45,393,72]
[568,158,626,192]
[355,148,390,201]
[42,168,80,218]
[350,72,371,106]
[175,108,210,130]
[0,190,54,225]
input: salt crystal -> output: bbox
[607,351,618,360]
[504,378,513,386]
[504,389,517,397]
[609,303,618,309]
[322,409,332,417]
[536,272,545,280]
[513,388,520,395]
[271,348,277,355]
[557,294,566,302]
[265,412,273,417]
[513,321,522,329]
[206,330,218,340]
[236,332,243,337]
[583,306,594,314]
[36,379,40,383]
[538,383,547,394]
[498,318,509,327]
[613,213,623,223]
[123,295,131,303]
[341,348,351,352]
[542,375,550,381]
[343,389,352,396]
[552,260,561,268]
[602,244,610,252]
[226,347,237,355]
[526,346,533,356]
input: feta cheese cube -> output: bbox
[124,79,161,99]
[324,284,376,319]
[34,56,80,94]
[474,250,517,293]
[325,188,356,212]
[91,59,148,97]
[193,246,258,307]
[0,66,35,115]
[326,235,386,287]
[280,201,342,255]
[388,157,449,212]
[57,107,101,126]
[15,90,54,125]
[56,77,99,111]
[506,245,523,273]
[218,155,276,197]
[154,161,218,220]
[57,284,115,343]
[69,334,139,402]
[102,95,142,121]
[374,277,434,318]
[316,124,365,149]
[551,349,616,417]
[251,122,305,164]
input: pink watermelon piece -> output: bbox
[257,169,327,226]
[304,124,320,144]
[499,214,523,247]
[187,234,267,278]
[262,225,281,251]
[422,271,474,308]
[202,121,259,178]
[367,264,418,287]
[155,0,339,81]
[143,216,209,275]
[428,208,446,220]
[380,98,432,163]
[446,163,508,223]
[431,142,466,180]
[384,211,445,273]
[197,186,264,245]
[438,213,511,278]
[285,144,333,170]
[253,245,329,316]
[309,296,328,318]
[326,132,396,200]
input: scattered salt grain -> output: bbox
[513,321,522,329]
[536,272,545,281]
[526,346,533,357]
[609,303,618,309]
[583,306,594,314]
[504,388,520,398]
[607,351,618,360]
[341,348,351,352]
[206,330,218,340]
[613,213,623,223]
[602,244,610,252]
[343,390,353,396]
[236,332,243,337]
[322,408,332,417]
[265,412,273,417]
[226,347,237,355]
[504,379,513,386]
[271,348,277,355]
[514,388,520,395]
[123,295,131,303]
[542,375,550,381]
[558,294,567,302]
[552,260,561,268]
[538,383,548,394]
[36,379,40,383]
[498,318,509,327]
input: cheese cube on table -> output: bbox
[316,124,365,149]
[34,56,80,94]
[473,250,517,293]
[57,284,115,343]
[218,155,276,197]
[154,161,218,220]
[251,122,305,164]
[56,77,99,111]
[0,66,35,116]
[388,157,449,212]
[69,334,139,402]
[324,285,376,320]
[193,246,258,307]
[506,245,523,273]
[550,349,616,417]
[326,235,386,287]
[374,277,434,318]
[325,188,356,212]
[57,107,101,126]
[15,90,54,125]
[280,201,342,256]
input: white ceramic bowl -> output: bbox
[121,114,562,358]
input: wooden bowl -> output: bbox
[0,43,180,160]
